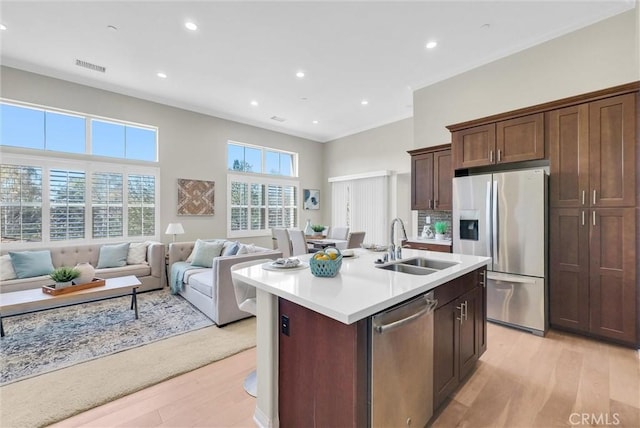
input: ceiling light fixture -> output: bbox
[157,72,167,79]
[426,41,438,49]
[250,100,259,107]
[107,25,118,32]
[296,71,305,78]
[185,21,198,31]
[361,100,369,106]
[0,24,7,31]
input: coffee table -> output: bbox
[0,275,142,337]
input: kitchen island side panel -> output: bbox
[278,298,368,427]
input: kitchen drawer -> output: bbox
[434,270,477,309]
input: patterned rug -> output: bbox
[0,289,213,385]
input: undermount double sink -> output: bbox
[376,257,459,275]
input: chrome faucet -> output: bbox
[389,218,408,261]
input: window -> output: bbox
[227,142,296,177]
[0,101,157,161]
[228,174,298,237]
[227,141,299,237]
[0,154,159,246]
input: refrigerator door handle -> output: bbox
[492,180,499,266]
[486,181,492,261]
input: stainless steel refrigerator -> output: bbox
[452,169,547,336]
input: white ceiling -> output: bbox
[0,1,635,142]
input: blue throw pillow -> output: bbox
[97,243,131,269]
[222,241,240,256]
[9,250,55,279]
[191,240,225,268]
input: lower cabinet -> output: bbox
[550,207,637,345]
[433,268,486,410]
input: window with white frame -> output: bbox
[227,141,299,237]
[0,154,159,246]
[0,100,158,161]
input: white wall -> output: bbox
[0,67,325,248]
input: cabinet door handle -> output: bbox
[456,304,464,324]
[581,211,585,226]
[489,150,493,163]
[592,211,596,226]
[593,190,596,205]
[582,190,585,205]
[497,150,501,162]
[464,301,468,321]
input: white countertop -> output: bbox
[232,248,490,324]
[406,237,452,246]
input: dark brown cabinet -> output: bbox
[433,268,486,410]
[549,94,636,208]
[549,92,638,346]
[451,113,544,170]
[409,144,452,211]
[402,240,452,253]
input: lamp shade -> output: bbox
[165,223,185,235]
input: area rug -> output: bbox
[0,316,256,428]
[0,289,214,385]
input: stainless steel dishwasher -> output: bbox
[370,291,437,427]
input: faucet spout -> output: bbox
[389,218,408,261]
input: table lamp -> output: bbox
[165,223,185,242]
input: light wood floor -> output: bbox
[52,324,639,428]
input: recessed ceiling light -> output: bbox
[250,100,259,107]
[481,23,491,30]
[296,71,305,78]
[426,41,438,49]
[157,72,167,79]
[312,120,319,124]
[0,24,7,31]
[185,21,198,31]
[361,99,369,106]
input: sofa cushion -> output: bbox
[191,240,224,268]
[97,243,130,269]
[9,250,55,279]
[182,267,210,283]
[188,271,214,298]
[96,263,151,279]
[222,241,240,256]
[0,255,17,281]
[186,239,226,263]
[127,242,148,265]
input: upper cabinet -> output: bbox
[549,93,636,208]
[409,144,452,211]
[451,113,544,170]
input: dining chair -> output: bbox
[272,228,292,258]
[346,231,366,249]
[328,226,350,240]
[287,228,309,256]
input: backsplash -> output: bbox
[417,210,452,239]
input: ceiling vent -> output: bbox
[75,59,106,73]
[270,116,286,122]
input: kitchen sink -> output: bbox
[377,263,438,275]
[399,257,459,270]
[376,257,459,276]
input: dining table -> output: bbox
[306,238,348,250]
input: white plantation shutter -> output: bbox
[330,171,390,245]
[0,165,43,242]
[92,172,123,238]
[127,174,156,237]
[49,169,85,241]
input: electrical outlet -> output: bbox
[425,216,431,224]
[281,315,290,336]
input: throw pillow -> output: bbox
[8,250,55,279]
[0,254,17,281]
[222,241,240,256]
[97,243,131,269]
[190,240,225,268]
[186,239,225,262]
[127,242,148,265]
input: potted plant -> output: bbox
[434,221,448,240]
[311,224,325,237]
[50,266,80,289]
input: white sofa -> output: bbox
[168,240,281,326]
[0,241,166,295]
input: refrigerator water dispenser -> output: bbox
[459,219,478,240]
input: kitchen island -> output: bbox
[232,248,490,427]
